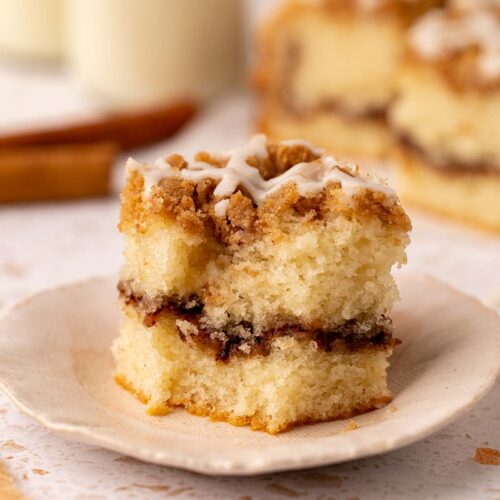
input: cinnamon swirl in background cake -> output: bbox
[113,135,411,434]
[390,2,500,232]
[254,0,442,160]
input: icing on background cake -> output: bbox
[410,7,500,81]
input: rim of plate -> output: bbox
[0,273,499,476]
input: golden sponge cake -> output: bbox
[390,4,500,232]
[113,135,411,433]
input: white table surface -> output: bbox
[1,67,500,499]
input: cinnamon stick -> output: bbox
[0,101,197,150]
[0,142,118,203]
[0,100,197,202]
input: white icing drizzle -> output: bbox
[128,134,395,217]
[127,157,177,196]
[214,199,230,217]
[410,8,500,81]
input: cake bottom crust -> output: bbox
[258,99,392,160]
[113,306,394,434]
[395,148,500,233]
[116,373,391,433]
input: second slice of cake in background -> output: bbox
[254,0,442,160]
[390,3,500,232]
[113,135,411,433]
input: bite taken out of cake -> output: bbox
[113,134,411,434]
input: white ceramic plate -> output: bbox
[0,272,499,476]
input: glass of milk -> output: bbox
[66,0,243,108]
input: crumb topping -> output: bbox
[120,136,409,246]
[409,7,500,84]
[475,447,500,465]
[128,134,395,211]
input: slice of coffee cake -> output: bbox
[254,0,442,160]
[113,135,411,433]
[390,3,500,232]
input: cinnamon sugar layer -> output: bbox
[396,132,500,175]
[119,283,396,361]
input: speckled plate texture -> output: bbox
[0,272,499,476]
